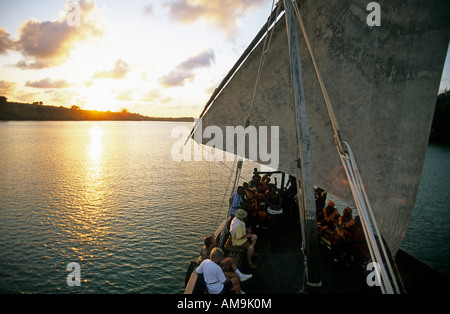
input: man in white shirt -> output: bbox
[196,248,241,294]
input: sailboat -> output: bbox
[184,0,450,294]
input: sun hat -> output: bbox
[235,209,247,219]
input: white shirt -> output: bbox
[196,259,226,294]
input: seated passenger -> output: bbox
[266,185,282,211]
[243,182,255,200]
[230,209,258,269]
[199,235,252,282]
[317,200,340,235]
[336,207,356,241]
[248,174,261,192]
[229,186,245,218]
[245,177,264,228]
[259,175,271,194]
[196,248,242,294]
[332,207,357,264]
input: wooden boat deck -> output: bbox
[237,211,380,294]
[185,210,450,294]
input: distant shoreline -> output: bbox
[0,99,194,122]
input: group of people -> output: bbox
[194,173,369,293]
[229,173,284,229]
[317,199,365,265]
[194,172,286,294]
[195,196,261,294]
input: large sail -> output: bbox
[193,0,450,255]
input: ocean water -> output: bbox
[0,121,248,294]
[0,121,448,294]
[400,143,450,277]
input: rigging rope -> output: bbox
[245,0,281,119]
[221,0,281,214]
[290,0,400,293]
[210,1,282,246]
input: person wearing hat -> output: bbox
[230,209,258,269]
[317,200,340,235]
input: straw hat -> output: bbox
[235,209,247,219]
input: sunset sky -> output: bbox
[1,0,449,118]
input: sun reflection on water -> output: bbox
[89,125,103,163]
[74,124,109,246]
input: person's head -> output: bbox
[234,209,247,220]
[210,247,224,262]
[204,235,216,248]
[237,186,244,195]
[343,207,352,217]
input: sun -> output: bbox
[82,82,116,112]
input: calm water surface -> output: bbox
[0,121,245,294]
[401,143,450,277]
[0,121,448,293]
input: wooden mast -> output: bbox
[283,0,321,292]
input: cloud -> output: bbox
[159,71,195,87]
[10,0,104,69]
[159,49,214,87]
[13,59,48,70]
[0,28,15,54]
[165,0,266,37]
[25,78,70,89]
[0,80,17,95]
[93,59,130,79]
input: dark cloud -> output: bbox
[8,0,104,69]
[159,49,214,87]
[0,28,15,54]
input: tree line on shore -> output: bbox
[0,96,193,122]
[1,92,449,144]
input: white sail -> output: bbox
[193,0,450,255]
